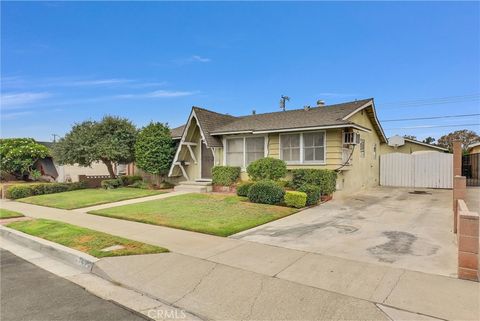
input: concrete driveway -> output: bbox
[233,187,457,277]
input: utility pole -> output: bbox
[51,134,59,143]
[279,95,290,111]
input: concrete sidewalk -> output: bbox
[73,190,190,213]
[1,199,478,320]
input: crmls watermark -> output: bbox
[146,308,187,320]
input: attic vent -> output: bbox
[343,132,361,145]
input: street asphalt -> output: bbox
[0,249,147,321]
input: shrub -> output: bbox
[298,184,321,206]
[130,181,150,189]
[6,185,33,199]
[291,169,337,195]
[5,182,86,199]
[212,166,241,186]
[119,175,143,186]
[284,191,307,208]
[101,178,123,189]
[247,180,285,205]
[246,157,287,181]
[159,181,175,189]
[236,182,254,197]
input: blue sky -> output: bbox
[1,1,479,142]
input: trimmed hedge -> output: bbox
[247,180,285,205]
[212,166,241,186]
[291,169,337,195]
[284,191,307,208]
[6,182,86,199]
[119,175,143,186]
[101,178,123,189]
[298,184,321,206]
[236,182,254,197]
[246,157,287,181]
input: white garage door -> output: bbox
[380,152,453,188]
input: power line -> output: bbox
[381,113,480,122]
[385,123,480,130]
[379,94,480,108]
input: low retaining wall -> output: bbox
[78,175,113,188]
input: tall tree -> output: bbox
[437,129,480,152]
[135,122,175,179]
[0,138,50,179]
[422,136,436,145]
[53,116,137,178]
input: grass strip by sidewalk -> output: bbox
[89,193,298,237]
[18,187,165,210]
[6,219,168,258]
[0,208,24,219]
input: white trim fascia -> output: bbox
[468,142,480,149]
[341,100,388,143]
[187,145,197,164]
[404,138,449,151]
[211,125,370,136]
[168,108,209,178]
[341,100,373,120]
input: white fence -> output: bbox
[380,152,453,188]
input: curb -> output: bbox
[0,226,98,272]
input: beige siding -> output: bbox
[337,110,382,194]
[469,146,480,154]
[171,118,202,180]
[57,162,109,182]
[267,134,279,158]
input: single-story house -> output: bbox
[168,98,445,194]
[37,141,111,182]
[381,135,448,154]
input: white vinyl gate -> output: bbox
[380,152,453,188]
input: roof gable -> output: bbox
[192,107,237,147]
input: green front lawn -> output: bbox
[89,193,298,237]
[0,208,24,219]
[18,188,165,210]
[7,219,168,258]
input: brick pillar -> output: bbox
[457,201,479,281]
[453,140,462,177]
[453,175,466,233]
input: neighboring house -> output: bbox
[381,135,448,154]
[37,141,110,182]
[467,142,480,154]
[168,98,446,193]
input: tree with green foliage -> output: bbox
[437,130,480,152]
[135,122,175,179]
[0,138,50,179]
[53,116,137,178]
[422,136,436,145]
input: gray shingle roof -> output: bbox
[193,107,237,147]
[210,98,373,134]
[170,125,185,139]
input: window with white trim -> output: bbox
[280,134,301,162]
[246,137,265,165]
[280,131,326,164]
[226,138,244,167]
[225,136,265,167]
[360,139,365,158]
[303,132,325,162]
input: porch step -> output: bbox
[174,181,212,193]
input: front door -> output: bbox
[201,142,214,179]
